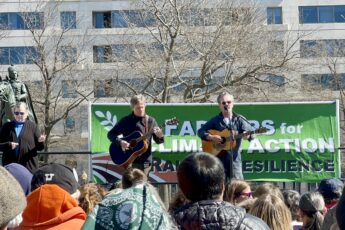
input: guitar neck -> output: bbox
[227,130,255,141]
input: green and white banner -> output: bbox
[90,101,340,183]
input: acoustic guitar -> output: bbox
[109,117,178,168]
[202,127,267,156]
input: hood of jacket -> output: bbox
[17,184,86,229]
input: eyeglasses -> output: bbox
[14,112,25,116]
[239,192,253,198]
[222,101,232,105]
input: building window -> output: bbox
[0,47,37,65]
[65,116,75,131]
[60,46,77,63]
[302,74,345,90]
[0,12,43,30]
[268,75,285,87]
[61,11,76,30]
[267,7,282,24]
[300,6,345,23]
[93,10,156,29]
[300,39,345,58]
[93,45,112,63]
[62,80,77,98]
[94,79,115,97]
[93,11,111,28]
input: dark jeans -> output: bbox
[217,151,243,181]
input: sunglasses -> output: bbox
[222,101,232,105]
[14,112,25,116]
[239,192,253,198]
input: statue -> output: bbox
[0,78,16,126]
[0,65,37,126]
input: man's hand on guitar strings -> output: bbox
[207,134,222,143]
[153,126,163,138]
[120,140,130,151]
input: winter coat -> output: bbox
[0,120,44,173]
[173,200,270,230]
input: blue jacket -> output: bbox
[197,112,254,158]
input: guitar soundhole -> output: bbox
[129,140,137,148]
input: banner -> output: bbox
[90,101,340,183]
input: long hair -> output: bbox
[282,189,301,221]
[223,179,251,204]
[121,167,148,189]
[299,192,325,230]
[254,182,284,200]
[249,194,292,230]
[79,183,108,214]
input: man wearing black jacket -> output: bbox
[174,152,270,230]
[0,102,45,173]
[107,94,164,175]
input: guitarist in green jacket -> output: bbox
[107,94,164,175]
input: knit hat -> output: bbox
[5,163,33,196]
[0,165,26,228]
[317,178,343,200]
[31,163,79,194]
[82,184,171,229]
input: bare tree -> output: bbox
[99,0,302,103]
[18,1,94,152]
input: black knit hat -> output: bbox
[31,163,79,194]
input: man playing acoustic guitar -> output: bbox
[198,92,255,180]
[107,94,164,175]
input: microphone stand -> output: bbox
[224,105,234,180]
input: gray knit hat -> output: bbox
[0,166,26,228]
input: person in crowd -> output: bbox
[0,166,26,230]
[197,92,255,180]
[4,163,32,196]
[253,182,284,200]
[317,178,343,211]
[223,179,252,205]
[317,178,343,230]
[0,102,45,173]
[107,94,164,175]
[79,183,108,215]
[121,167,147,189]
[173,152,269,230]
[15,184,86,230]
[30,162,81,200]
[249,193,292,230]
[237,197,257,213]
[81,179,174,229]
[335,184,345,230]
[15,163,86,229]
[282,189,303,229]
[299,192,326,230]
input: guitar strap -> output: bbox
[144,115,149,135]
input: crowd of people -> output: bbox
[0,152,345,229]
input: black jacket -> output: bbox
[173,200,270,230]
[107,113,164,164]
[0,120,44,173]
